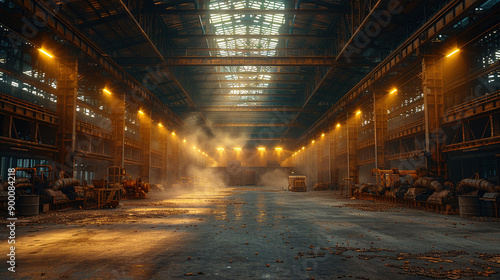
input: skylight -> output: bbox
[209,0,285,102]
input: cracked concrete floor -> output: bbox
[1,187,499,280]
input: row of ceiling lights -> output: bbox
[290,48,460,158]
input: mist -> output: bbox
[257,169,289,190]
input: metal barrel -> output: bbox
[458,195,480,218]
[17,195,39,216]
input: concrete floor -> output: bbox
[2,187,499,280]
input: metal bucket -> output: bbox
[17,195,39,216]
[458,195,480,218]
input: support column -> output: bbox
[347,114,359,184]
[111,94,125,168]
[373,91,388,169]
[172,137,180,182]
[422,55,445,176]
[140,113,151,183]
[330,122,339,188]
[159,127,168,185]
[56,58,78,177]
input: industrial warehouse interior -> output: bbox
[1,0,500,279]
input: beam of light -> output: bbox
[234,147,242,151]
[39,48,54,58]
[389,88,397,95]
[275,147,282,151]
[446,49,459,57]
[217,147,225,151]
[103,88,112,95]
[258,147,265,151]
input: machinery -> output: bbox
[122,177,150,199]
[288,176,307,192]
[313,183,329,190]
[172,177,194,190]
[371,168,418,196]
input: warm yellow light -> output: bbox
[138,110,144,115]
[103,88,112,95]
[171,132,175,136]
[234,147,242,151]
[321,133,325,137]
[389,88,397,95]
[217,147,225,151]
[356,110,361,115]
[158,123,163,127]
[202,152,205,155]
[183,139,186,143]
[336,123,341,128]
[198,149,201,152]
[275,147,282,151]
[193,146,196,149]
[302,147,305,150]
[39,48,54,58]
[258,147,265,151]
[205,154,208,157]
[311,140,315,144]
[446,49,459,57]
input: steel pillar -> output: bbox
[140,114,151,183]
[422,55,445,176]
[56,58,78,177]
[111,94,125,168]
[373,91,388,169]
[160,128,168,185]
[347,114,359,184]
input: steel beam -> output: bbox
[212,123,291,127]
[115,56,346,66]
[196,106,303,112]
[155,8,346,15]
[198,87,301,90]
[238,138,294,141]
[169,34,333,39]
[56,59,78,176]
[200,93,298,97]
[193,72,314,75]
[194,80,307,84]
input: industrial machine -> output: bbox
[313,183,329,191]
[288,176,307,192]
